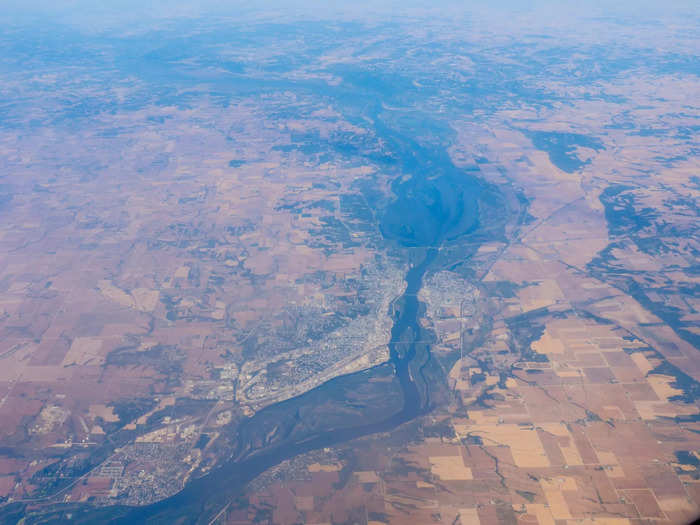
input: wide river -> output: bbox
[14,103,486,524]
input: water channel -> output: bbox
[15,104,487,525]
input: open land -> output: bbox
[0,2,698,524]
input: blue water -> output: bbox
[27,104,486,523]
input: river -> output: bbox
[113,115,481,524]
[10,105,485,524]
